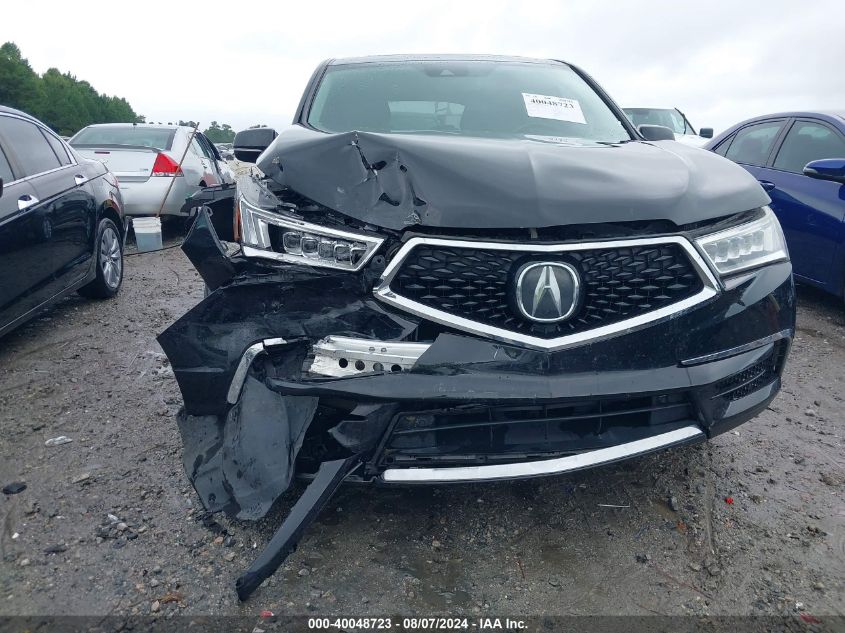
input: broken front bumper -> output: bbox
[158,209,795,519]
[158,208,794,600]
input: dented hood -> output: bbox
[257,126,769,231]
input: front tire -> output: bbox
[78,218,124,299]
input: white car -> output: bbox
[622,107,713,148]
[70,124,234,217]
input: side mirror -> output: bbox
[699,127,714,139]
[803,158,845,184]
[233,128,278,163]
[638,124,675,141]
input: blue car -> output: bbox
[705,112,845,299]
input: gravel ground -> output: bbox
[0,233,843,620]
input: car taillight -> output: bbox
[151,153,183,177]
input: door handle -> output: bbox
[758,180,776,192]
[18,194,39,211]
[74,174,88,185]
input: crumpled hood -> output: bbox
[258,126,769,231]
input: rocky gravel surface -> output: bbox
[0,234,843,621]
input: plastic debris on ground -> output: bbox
[45,436,73,446]
[2,482,27,495]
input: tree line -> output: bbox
[0,42,242,143]
[179,121,236,144]
[0,42,141,136]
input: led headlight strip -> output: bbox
[238,197,384,271]
[695,207,789,276]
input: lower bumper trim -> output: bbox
[680,329,793,366]
[381,425,704,483]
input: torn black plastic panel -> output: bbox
[180,183,237,242]
[328,403,400,454]
[157,241,417,416]
[177,374,317,520]
[256,126,770,231]
[181,208,237,291]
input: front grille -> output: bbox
[380,394,694,467]
[390,242,704,339]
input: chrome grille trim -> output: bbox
[373,236,720,352]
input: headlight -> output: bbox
[695,207,788,276]
[238,196,384,271]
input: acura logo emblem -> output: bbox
[515,262,580,323]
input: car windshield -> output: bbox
[307,60,632,143]
[70,126,175,149]
[623,108,692,135]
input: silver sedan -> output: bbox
[70,124,234,217]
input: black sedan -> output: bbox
[0,106,125,338]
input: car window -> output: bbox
[190,135,207,158]
[309,61,632,143]
[196,134,216,160]
[0,116,61,177]
[623,108,686,135]
[724,121,784,166]
[679,112,696,135]
[389,101,466,132]
[713,138,731,157]
[203,136,222,160]
[42,130,72,166]
[70,126,176,150]
[773,121,845,174]
[0,144,13,182]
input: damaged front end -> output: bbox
[160,179,425,599]
[159,132,794,600]
[161,191,418,524]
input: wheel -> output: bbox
[78,218,124,299]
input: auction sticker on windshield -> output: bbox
[522,93,586,124]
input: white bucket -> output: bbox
[133,217,163,252]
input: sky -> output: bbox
[2,0,843,136]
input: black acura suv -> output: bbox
[158,55,795,598]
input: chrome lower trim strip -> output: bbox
[373,236,720,352]
[381,425,704,483]
[679,329,792,366]
[226,338,288,404]
[308,336,430,377]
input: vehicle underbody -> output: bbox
[157,131,795,600]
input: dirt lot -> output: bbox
[1,233,843,620]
